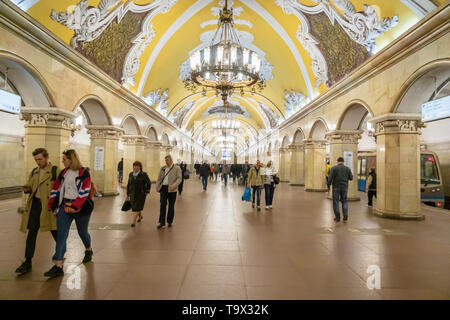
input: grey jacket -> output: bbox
[156,164,182,193]
[327,163,353,188]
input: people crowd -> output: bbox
[16,147,362,280]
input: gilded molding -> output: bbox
[303,139,327,148]
[369,113,424,135]
[20,107,78,135]
[121,135,147,145]
[85,125,124,139]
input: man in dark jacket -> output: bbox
[199,161,210,191]
[117,158,123,184]
[241,161,250,187]
[327,157,353,222]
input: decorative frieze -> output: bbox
[121,135,147,145]
[288,143,304,151]
[86,125,124,140]
[325,130,363,144]
[20,107,78,136]
[303,139,327,149]
[369,113,423,136]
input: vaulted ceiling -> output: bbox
[12,0,444,154]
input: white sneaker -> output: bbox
[265,206,269,209]
[269,205,273,209]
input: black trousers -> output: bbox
[25,197,57,260]
[368,190,377,206]
[159,185,177,225]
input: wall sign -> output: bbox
[422,95,450,122]
[0,89,21,114]
[344,151,354,174]
[94,147,104,171]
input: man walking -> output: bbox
[327,157,353,222]
[118,158,124,184]
[156,155,182,229]
[199,160,210,191]
[242,161,250,187]
[15,148,60,275]
[222,161,231,186]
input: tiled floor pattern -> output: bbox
[0,178,449,300]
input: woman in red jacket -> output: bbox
[44,149,93,278]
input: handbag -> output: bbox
[273,175,280,185]
[183,170,190,180]
[121,200,131,212]
[242,187,251,202]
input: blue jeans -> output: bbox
[118,170,123,183]
[223,174,228,186]
[332,185,348,220]
[264,184,275,206]
[202,176,208,190]
[252,186,262,206]
[53,200,92,261]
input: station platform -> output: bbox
[0,179,449,300]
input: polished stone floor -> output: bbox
[1,177,450,300]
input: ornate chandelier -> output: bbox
[184,0,265,107]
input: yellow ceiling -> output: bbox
[19,0,441,152]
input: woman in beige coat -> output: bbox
[247,160,264,210]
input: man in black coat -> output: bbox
[199,161,210,191]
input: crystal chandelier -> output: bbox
[184,0,265,108]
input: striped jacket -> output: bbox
[48,167,91,211]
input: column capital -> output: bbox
[288,143,304,151]
[20,107,78,136]
[325,130,363,144]
[85,125,124,140]
[303,139,327,149]
[122,135,147,145]
[145,141,163,148]
[368,113,424,136]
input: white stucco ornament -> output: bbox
[50,0,178,85]
[275,0,399,87]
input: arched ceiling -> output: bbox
[13,0,445,153]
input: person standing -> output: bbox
[199,161,210,191]
[15,148,60,275]
[248,160,263,211]
[45,149,93,278]
[178,161,187,195]
[156,155,182,229]
[213,163,220,181]
[194,161,201,179]
[325,160,331,185]
[210,164,214,181]
[263,160,277,210]
[327,157,353,222]
[366,168,377,207]
[117,158,124,184]
[127,161,151,227]
[222,162,231,186]
[242,161,250,187]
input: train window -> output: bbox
[361,158,367,176]
[421,154,440,184]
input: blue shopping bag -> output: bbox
[242,187,251,202]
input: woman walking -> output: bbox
[127,161,151,227]
[247,160,263,211]
[263,161,277,209]
[45,149,93,278]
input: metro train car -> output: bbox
[357,150,445,208]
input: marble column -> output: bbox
[19,107,77,211]
[86,125,124,196]
[20,107,76,175]
[121,135,146,188]
[289,144,305,186]
[278,148,290,182]
[326,130,363,200]
[145,141,162,182]
[304,139,327,192]
[369,113,424,220]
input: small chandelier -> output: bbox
[184,0,265,108]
